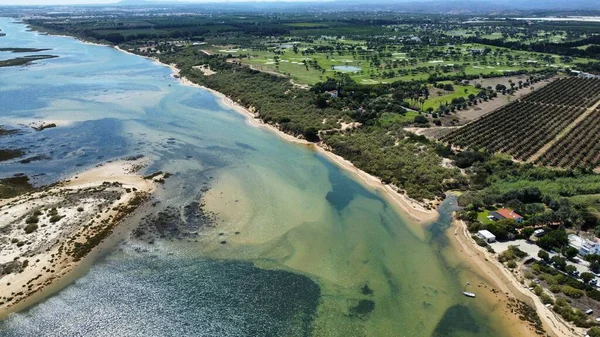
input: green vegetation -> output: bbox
[528,261,600,327]
[589,327,600,337]
[25,211,41,225]
[0,55,58,68]
[24,223,38,234]
[48,208,65,223]
[498,245,528,265]
[11,9,600,336]
[477,210,494,224]
[324,128,457,200]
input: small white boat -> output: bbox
[463,292,476,298]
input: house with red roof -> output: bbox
[489,208,524,223]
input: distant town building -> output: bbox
[477,230,496,243]
[569,234,600,256]
[489,208,524,223]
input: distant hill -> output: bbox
[112,0,599,13]
[338,0,598,12]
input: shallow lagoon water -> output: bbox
[1,18,506,337]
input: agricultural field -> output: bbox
[537,109,600,169]
[522,77,600,108]
[442,101,586,159]
[442,77,600,168]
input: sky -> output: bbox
[0,0,293,5]
[0,0,313,4]
[0,0,118,4]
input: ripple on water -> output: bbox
[0,256,321,337]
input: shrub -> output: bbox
[303,127,320,142]
[473,236,488,247]
[507,260,517,269]
[581,272,595,284]
[540,293,554,305]
[555,297,568,307]
[588,327,600,337]
[586,288,600,301]
[550,284,562,293]
[24,223,38,234]
[509,245,528,258]
[25,215,39,224]
[49,215,65,223]
[537,250,550,262]
[413,115,428,124]
[562,285,584,298]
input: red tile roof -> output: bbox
[496,208,523,220]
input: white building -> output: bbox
[477,230,496,243]
[569,234,600,256]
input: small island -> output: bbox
[0,48,51,53]
[0,160,165,318]
[0,55,58,68]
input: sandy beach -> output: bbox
[0,159,163,319]
[451,218,583,337]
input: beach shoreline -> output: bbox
[0,160,162,319]
[451,217,583,337]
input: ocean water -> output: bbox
[0,18,505,337]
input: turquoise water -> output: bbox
[333,65,361,72]
[0,18,505,337]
